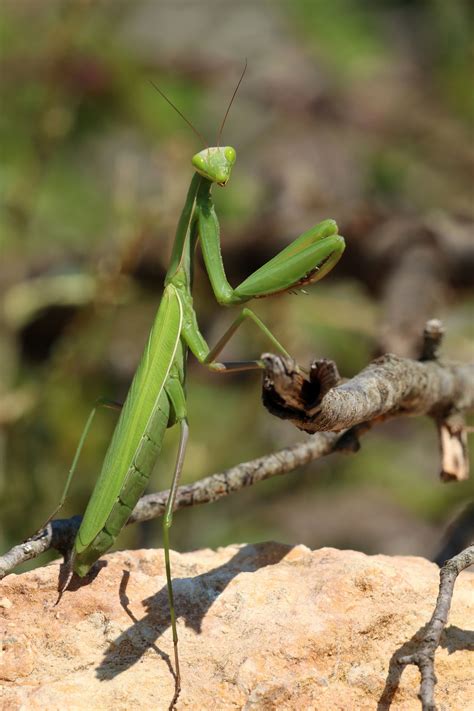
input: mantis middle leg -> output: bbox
[37,398,123,533]
[182,305,290,373]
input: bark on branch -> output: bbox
[261,320,473,711]
[262,354,474,433]
[261,351,473,480]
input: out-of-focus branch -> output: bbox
[344,213,474,358]
[434,502,474,565]
[381,242,446,358]
[372,219,447,357]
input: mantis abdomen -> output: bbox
[73,285,183,576]
[73,392,171,575]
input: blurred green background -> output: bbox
[1,0,473,572]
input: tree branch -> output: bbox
[2,319,472,711]
[2,322,472,581]
[262,354,474,432]
[0,431,345,578]
[261,351,473,480]
[397,545,474,711]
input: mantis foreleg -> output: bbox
[196,178,345,307]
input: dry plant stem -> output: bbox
[397,545,474,711]
[0,432,343,578]
[130,430,347,523]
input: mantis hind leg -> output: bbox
[34,397,122,535]
[162,378,188,702]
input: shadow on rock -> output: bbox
[96,542,291,681]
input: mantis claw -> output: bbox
[56,550,75,604]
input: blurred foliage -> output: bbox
[1,0,473,572]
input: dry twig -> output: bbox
[262,354,473,434]
[397,545,474,711]
[2,323,472,580]
[2,321,472,711]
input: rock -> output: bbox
[1,544,473,710]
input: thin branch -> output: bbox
[397,545,474,711]
[0,431,344,578]
[2,334,472,578]
[0,515,82,578]
[261,322,474,711]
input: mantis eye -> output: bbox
[192,154,207,171]
[224,147,236,164]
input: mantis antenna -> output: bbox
[216,59,248,147]
[149,79,209,147]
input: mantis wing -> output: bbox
[75,284,183,552]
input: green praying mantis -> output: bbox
[40,67,345,702]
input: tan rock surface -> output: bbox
[1,543,473,710]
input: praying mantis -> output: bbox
[41,67,345,702]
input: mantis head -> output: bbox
[192,146,237,186]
